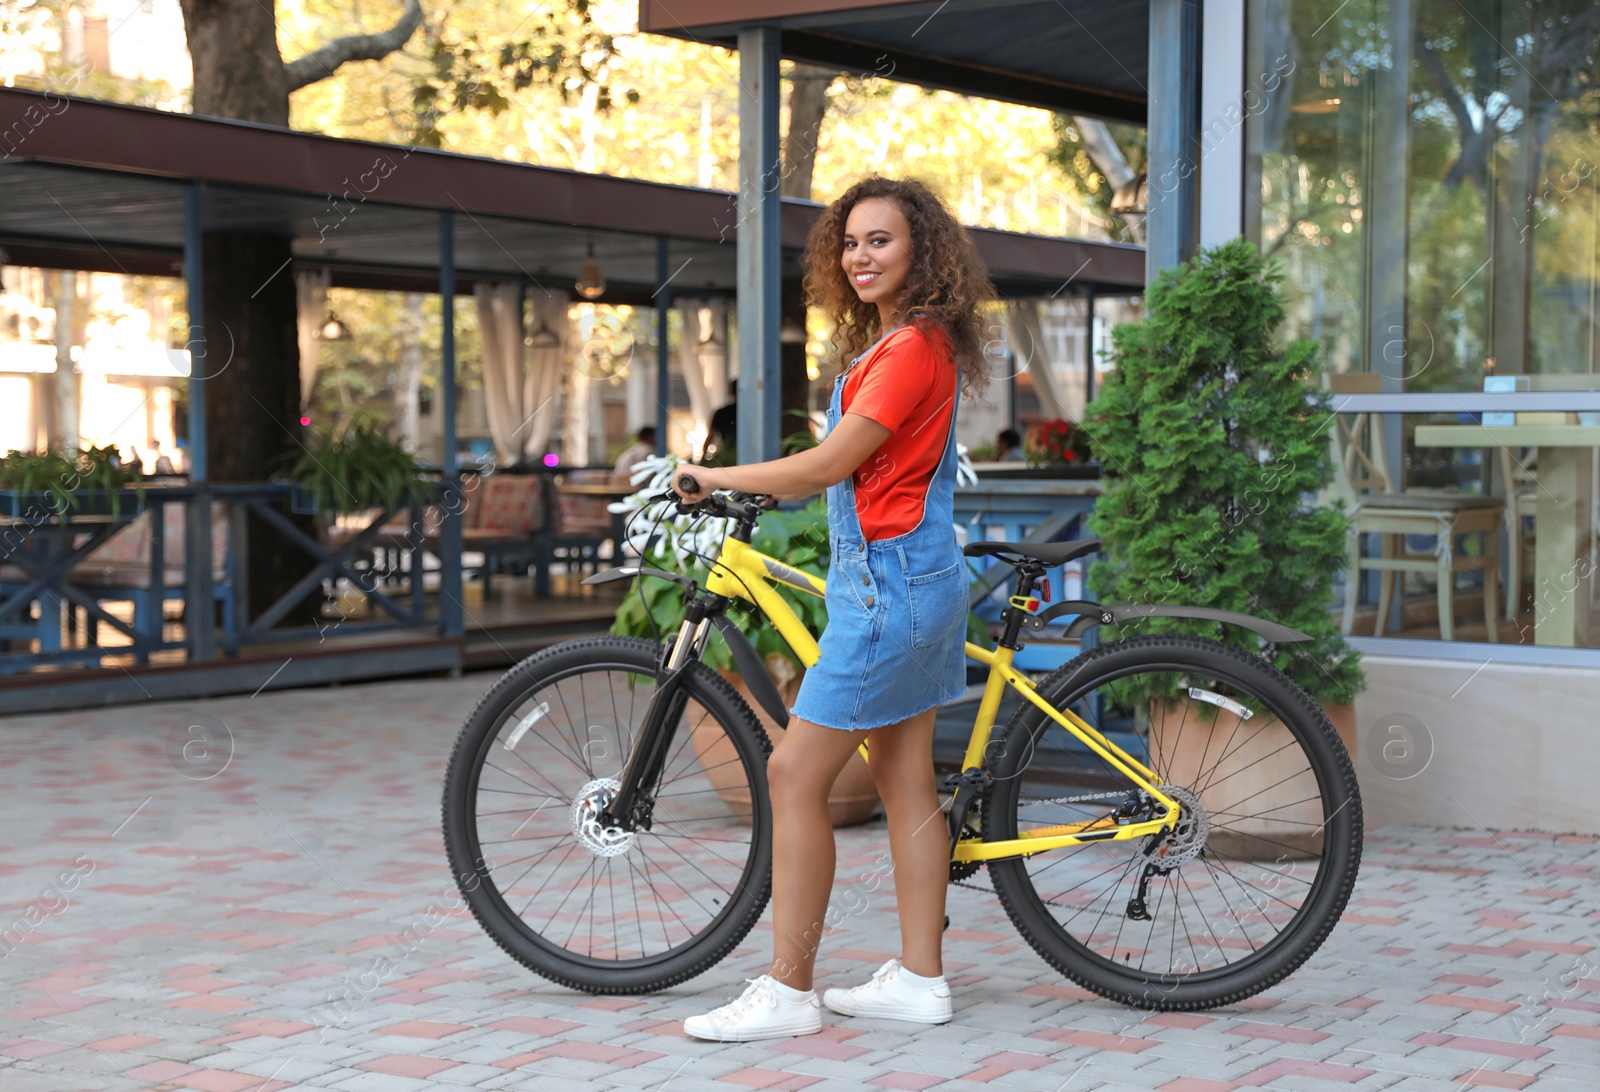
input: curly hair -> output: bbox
[801,176,994,398]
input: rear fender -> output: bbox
[1022,600,1312,644]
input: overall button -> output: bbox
[865,596,875,606]
[862,575,871,585]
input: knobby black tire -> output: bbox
[442,636,773,994]
[983,635,1362,1010]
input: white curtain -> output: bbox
[565,307,594,466]
[475,282,528,465]
[1005,299,1072,420]
[670,298,707,439]
[702,297,731,409]
[524,290,567,459]
[672,297,730,457]
[295,269,329,409]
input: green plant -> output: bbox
[0,446,143,516]
[779,409,820,456]
[1080,238,1363,706]
[275,421,432,515]
[0,450,77,511]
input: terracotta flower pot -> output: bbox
[1150,697,1355,860]
[689,668,881,828]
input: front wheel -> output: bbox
[442,636,773,993]
[984,635,1362,1010]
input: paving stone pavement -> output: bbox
[1,673,1596,1091]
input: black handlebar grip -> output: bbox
[676,472,700,495]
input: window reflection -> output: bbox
[1249,0,1600,393]
[1331,408,1599,649]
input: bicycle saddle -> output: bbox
[961,537,1101,566]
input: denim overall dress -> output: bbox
[789,328,969,731]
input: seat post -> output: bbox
[997,564,1045,650]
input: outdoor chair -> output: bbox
[1496,445,1539,622]
[545,470,619,581]
[466,474,550,591]
[1329,375,1501,641]
[68,500,234,661]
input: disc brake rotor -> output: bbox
[570,778,637,857]
[1146,784,1209,867]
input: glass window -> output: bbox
[1330,408,1599,649]
[1248,0,1600,393]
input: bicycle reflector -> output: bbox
[1009,594,1041,612]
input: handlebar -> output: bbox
[660,471,774,523]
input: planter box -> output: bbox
[693,668,881,828]
[972,464,1102,481]
[1150,697,1355,860]
[0,489,145,520]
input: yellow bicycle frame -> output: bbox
[697,536,1180,863]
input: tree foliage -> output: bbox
[1081,239,1363,705]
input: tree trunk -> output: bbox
[782,64,834,201]
[779,64,837,442]
[201,230,320,622]
[396,293,425,452]
[179,0,288,125]
[47,271,81,451]
[180,0,312,626]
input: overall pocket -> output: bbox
[905,561,966,652]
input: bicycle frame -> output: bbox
[700,536,1181,863]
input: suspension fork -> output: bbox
[598,616,710,831]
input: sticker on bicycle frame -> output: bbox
[1187,687,1253,720]
[504,701,551,750]
[763,558,821,593]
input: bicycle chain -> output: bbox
[949,790,1145,895]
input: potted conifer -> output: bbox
[1080,239,1364,852]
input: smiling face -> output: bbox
[841,197,913,328]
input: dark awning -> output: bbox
[0,88,1144,300]
[638,0,1148,124]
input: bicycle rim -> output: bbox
[453,641,770,981]
[987,636,1360,1008]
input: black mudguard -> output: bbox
[710,615,791,728]
[1022,600,1312,644]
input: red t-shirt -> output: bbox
[840,322,958,541]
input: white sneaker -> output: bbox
[682,975,823,1041]
[823,959,952,1024]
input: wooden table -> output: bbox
[1413,424,1600,646]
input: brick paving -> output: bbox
[1,674,1596,1091]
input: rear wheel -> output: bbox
[442,636,772,993]
[984,635,1361,1010]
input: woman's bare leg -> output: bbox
[767,718,870,991]
[865,708,947,978]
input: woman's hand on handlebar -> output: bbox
[671,467,721,505]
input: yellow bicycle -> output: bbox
[443,483,1362,1010]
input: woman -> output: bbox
[673,177,994,1040]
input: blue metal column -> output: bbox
[438,211,463,638]
[736,25,782,464]
[1146,0,1199,282]
[182,183,214,662]
[655,236,671,457]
